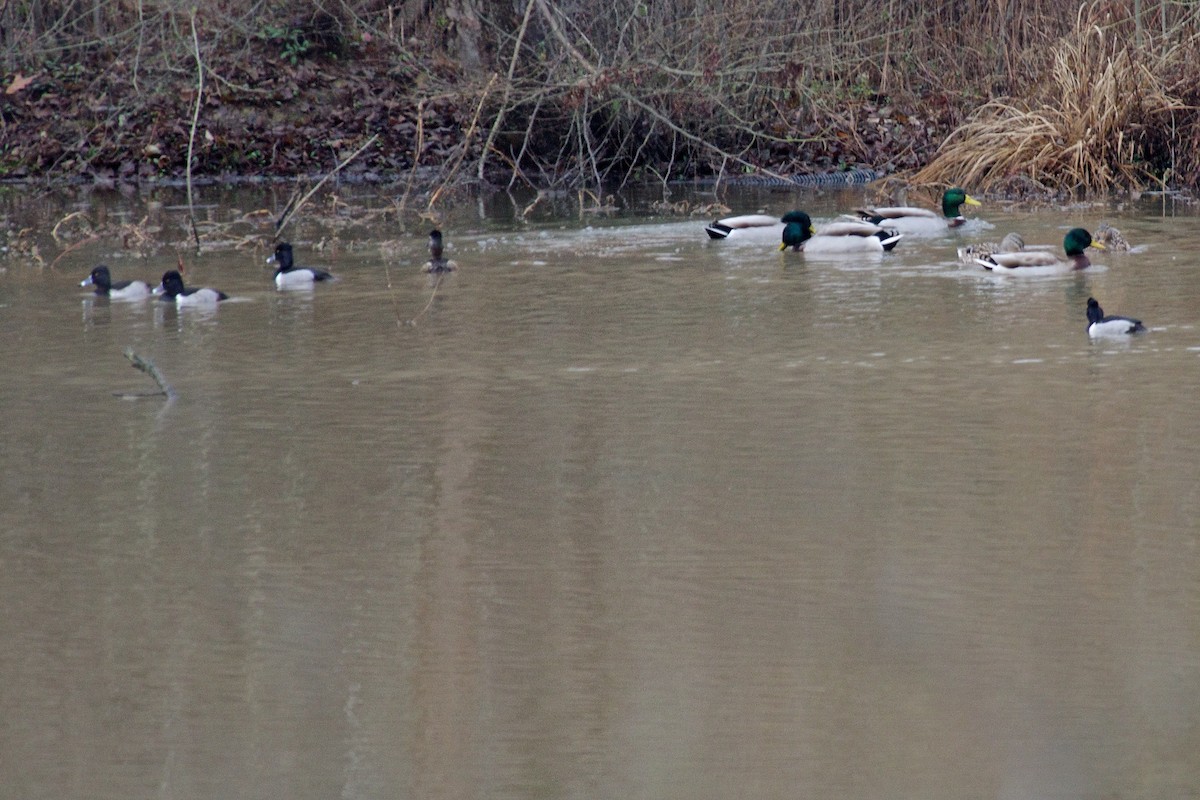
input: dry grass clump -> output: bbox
[913,5,1189,193]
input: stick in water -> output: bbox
[119,348,178,400]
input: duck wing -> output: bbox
[855,206,939,221]
[979,250,1064,269]
[705,214,780,239]
[817,220,888,237]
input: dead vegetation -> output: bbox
[1,0,1199,195]
[914,2,1198,194]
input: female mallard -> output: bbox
[1093,222,1130,252]
[975,228,1103,273]
[853,187,981,233]
[704,214,783,241]
[1087,297,1146,337]
[957,232,1025,265]
[779,210,903,253]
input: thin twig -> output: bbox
[275,189,301,232]
[186,9,204,253]
[274,134,380,237]
[132,0,144,93]
[50,210,92,242]
[407,274,442,326]
[48,234,102,271]
[478,0,537,181]
[398,97,428,214]
[427,73,496,210]
[383,261,406,328]
[507,92,546,189]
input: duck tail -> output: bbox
[876,231,903,251]
[705,222,732,240]
[853,209,886,226]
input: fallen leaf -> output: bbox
[6,72,34,95]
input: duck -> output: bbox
[778,210,903,253]
[852,187,981,233]
[975,228,1104,273]
[423,229,457,273]
[957,232,1025,265]
[268,242,335,288]
[155,270,228,306]
[80,265,151,300]
[1087,297,1146,337]
[1093,222,1130,252]
[704,214,783,241]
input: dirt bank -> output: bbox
[0,36,958,190]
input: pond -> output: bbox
[1,183,1198,799]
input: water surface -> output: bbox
[2,187,1198,799]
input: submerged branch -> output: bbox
[120,348,177,401]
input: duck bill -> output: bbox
[80,276,94,287]
[151,284,165,295]
[963,195,982,207]
[1091,241,1106,250]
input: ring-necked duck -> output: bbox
[155,270,228,305]
[1087,297,1146,337]
[268,242,335,288]
[81,265,151,300]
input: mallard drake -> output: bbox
[423,229,457,273]
[1093,222,1130,252]
[957,232,1025,265]
[704,214,783,241]
[1087,297,1146,337]
[268,242,335,288]
[975,228,1103,273]
[80,265,151,300]
[853,187,981,233]
[779,210,903,253]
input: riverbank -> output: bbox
[0,49,952,190]
[2,1,1198,196]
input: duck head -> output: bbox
[778,211,814,251]
[941,187,981,219]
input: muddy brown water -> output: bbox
[2,186,1198,799]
